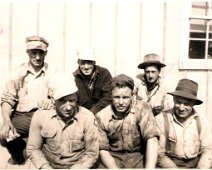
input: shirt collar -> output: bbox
[109,105,135,121]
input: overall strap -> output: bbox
[194,116,201,136]
[162,112,171,152]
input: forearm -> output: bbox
[145,137,158,168]
[100,150,118,168]
[1,103,13,122]
[197,153,212,168]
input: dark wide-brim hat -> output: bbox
[168,79,203,105]
[138,53,166,69]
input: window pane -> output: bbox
[209,20,212,39]
[192,2,211,16]
[190,19,207,38]
[207,41,212,59]
[189,40,205,59]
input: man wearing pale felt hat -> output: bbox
[26,72,99,169]
[134,53,173,116]
[156,79,212,168]
[0,35,54,165]
[73,47,112,114]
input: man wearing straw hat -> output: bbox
[73,47,112,114]
[135,53,172,116]
[156,79,212,168]
[26,73,99,169]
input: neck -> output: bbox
[29,64,44,73]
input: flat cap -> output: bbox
[26,36,49,51]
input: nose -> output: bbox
[65,101,72,110]
[178,103,185,110]
[118,98,124,105]
[35,54,40,60]
[84,63,89,68]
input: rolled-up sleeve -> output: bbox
[26,111,50,169]
[138,101,159,141]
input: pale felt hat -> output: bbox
[49,72,78,100]
[138,53,166,69]
[77,47,96,61]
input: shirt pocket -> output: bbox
[41,129,58,151]
[68,132,84,152]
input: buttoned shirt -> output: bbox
[26,106,99,169]
[96,100,159,152]
[134,74,173,115]
[1,63,53,112]
[156,109,212,168]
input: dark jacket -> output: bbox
[73,65,112,114]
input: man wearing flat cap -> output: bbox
[135,53,172,116]
[0,36,54,164]
[73,47,112,114]
[156,79,212,168]
[96,74,159,168]
[26,73,99,169]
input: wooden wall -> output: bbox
[0,1,212,127]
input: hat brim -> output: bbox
[168,91,203,105]
[138,62,166,69]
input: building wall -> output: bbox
[0,1,211,127]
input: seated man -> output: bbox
[26,73,99,169]
[73,47,112,114]
[135,53,173,116]
[156,79,212,168]
[96,74,159,168]
[0,36,53,164]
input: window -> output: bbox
[180,1,212,69]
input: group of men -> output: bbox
[0,35,212,169]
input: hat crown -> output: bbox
[26,36,49,51]
[77,47,96,61]
[175,79,198,97]
[143,53,161,63]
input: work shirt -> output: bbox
[26,106,99,169]
[1,63,53,112]
[96,100,159,153]
[73,65,112,114]
[134,74,173,116]
[156,109,212,168]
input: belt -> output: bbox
[117,150,139,154]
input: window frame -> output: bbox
[179,1,212,70]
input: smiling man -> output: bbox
[135,53,172,116]
[26,73,99,169]
[73,48,112,114]
[96,74,159,168]
[156,79,212,168]
[0,36,54,165]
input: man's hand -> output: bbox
[0,121,20,141]
[38,98,54,110]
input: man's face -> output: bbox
[27,49,47,68]
[173,96,195,121]
[112,86,133,114]
[78,60,95,76]
[144,66,160,83]
[55,93,77,121]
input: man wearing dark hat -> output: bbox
[156,79,212,168]
[135,53,172,116]
[96,74,159,168]
[73,47,112,114]
[0,36,54,165]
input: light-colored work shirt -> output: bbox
[26,106,99,169]
[134,74,173,115]
[1,63,53,112]
[96,100,159,152]
[156,109,212,168]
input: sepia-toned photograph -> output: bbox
[0,0,212,169]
